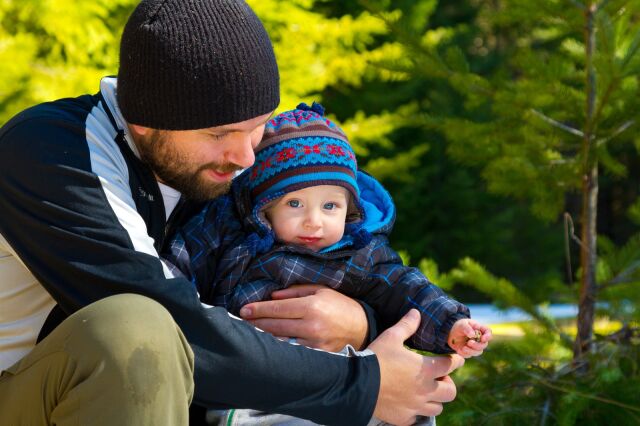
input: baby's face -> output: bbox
[266,185,349,251]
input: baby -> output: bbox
[167,102,492,357]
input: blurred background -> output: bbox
[1,0,638,423]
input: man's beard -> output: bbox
[136,130,242,201]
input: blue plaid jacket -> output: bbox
[166,170,469,353]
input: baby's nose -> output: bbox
[304,212,322,228]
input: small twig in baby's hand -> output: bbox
[451,330,482,345]
[467,330,482,343]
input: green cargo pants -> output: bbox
[0,293,194,425]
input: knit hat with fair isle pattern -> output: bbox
[248,102,359,210]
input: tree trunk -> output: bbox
[573,2,598,362]
[574,165,598,359]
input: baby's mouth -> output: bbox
[298,236,321,243]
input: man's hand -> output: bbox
[369,309,465,426]
[239,285,368,351]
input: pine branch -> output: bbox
[598,259,640,289]
[529,374,640,413]
[358,0,448,75]
[591,79,619,136]
[620,26,640,71]
[595,119,635,147]
[480,406,554,425]
[531,109,584,138]
[601,324,640,343]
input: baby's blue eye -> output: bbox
[287,200,300,208]
[324,202,336,210]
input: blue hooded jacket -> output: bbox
[167,170,469,353]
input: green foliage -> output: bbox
[436,0,640,222]
[437,257,640,425]
[248,0,390,111]
[451,257,571,344]
[597,233,640,324]
[352,0,640,224]
[442,331,640,425]
[418,257,460,292]
[311,0,568,292]
[0,0,136,123]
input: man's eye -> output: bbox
[324,202,336,210]
[287,200,300,208]
[210,132,229,141]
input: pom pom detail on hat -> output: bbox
[296,102,325,116]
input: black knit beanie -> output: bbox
[117,0,280,130]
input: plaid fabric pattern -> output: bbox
[165,182,469,354]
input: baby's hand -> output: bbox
[447,318,492,358]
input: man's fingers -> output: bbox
[240,298,307,319]
[271,284,320,300]
[422,354,465,379]
[294,337,336,351]
[248,318,305,338]
[431,375,457,403]
[384,309,421,343]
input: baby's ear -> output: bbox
[260,199,277,220]
[345,196,362,223]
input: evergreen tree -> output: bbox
[444,0,640,362]
[355,0,640,362]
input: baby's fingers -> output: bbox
[449,337,465,351]
[457,346,482,358]
[462,323,477,339]
[480,328,493,343]
[466,340,487,351]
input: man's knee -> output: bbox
[1,294,194,425]
[62,294,194,390]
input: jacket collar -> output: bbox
[99,76,143,160]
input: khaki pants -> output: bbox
[0,294,194,425]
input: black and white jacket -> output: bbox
[0,77,379,425]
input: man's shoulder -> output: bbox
[1,94,99,135]
[0,93,108,169]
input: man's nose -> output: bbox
[226,133,256,169]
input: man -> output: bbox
[0,1,463,425]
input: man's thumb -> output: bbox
[390,309,421,341]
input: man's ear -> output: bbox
[129,123,151,136]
